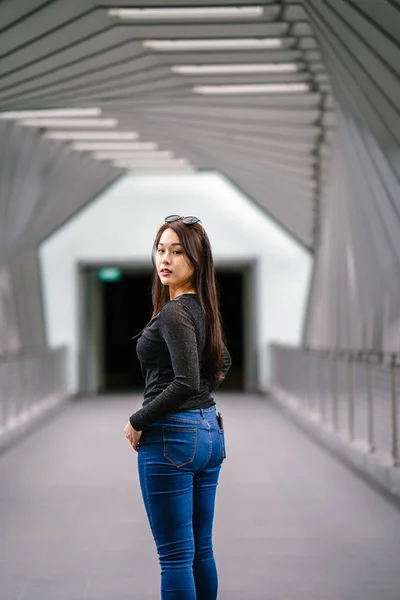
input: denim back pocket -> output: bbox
[162,426,197,468]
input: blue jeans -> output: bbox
[137,405,226,599]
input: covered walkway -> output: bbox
[2,394,400,600]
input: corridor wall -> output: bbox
[0,120,122,353]
[304,0,400,353]
[39,172,312,392]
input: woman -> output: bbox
[123,214,232,600]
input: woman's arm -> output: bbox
[210,343,232,392]
[129,301,200,430]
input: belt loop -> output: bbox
[200,408,204,418]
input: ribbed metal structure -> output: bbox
[0,120,121,352]
[0,1,333,249]
[0,0,399,357]
[303,0,400,353]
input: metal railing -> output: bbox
[0,346,67,432]
[270,344,400,467]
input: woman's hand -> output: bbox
[124,421,142,452]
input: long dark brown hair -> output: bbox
[133,219,226,385]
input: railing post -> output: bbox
[0,363,5,430]
[317,351,325,422]
[306,347,312,412]
[366,352,375,453]
[347,351,355,442]
[331,350,338,431]
[390,353,399,467]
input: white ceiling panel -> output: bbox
[0,0,336,250]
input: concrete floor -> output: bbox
[1,393,400,600]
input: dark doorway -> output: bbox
[99,269,244,392]
[216,271,244,389]
[101,272,152,392]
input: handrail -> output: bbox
[0,346,56,362]
[270,344,400,467]
[0,346,68,431]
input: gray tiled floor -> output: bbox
[1,394,400,599]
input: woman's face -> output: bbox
[156,227,195,291]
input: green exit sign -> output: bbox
[98,267,122,282]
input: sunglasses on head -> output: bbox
[165,214,201,225]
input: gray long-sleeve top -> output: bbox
[129,293,232,431]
